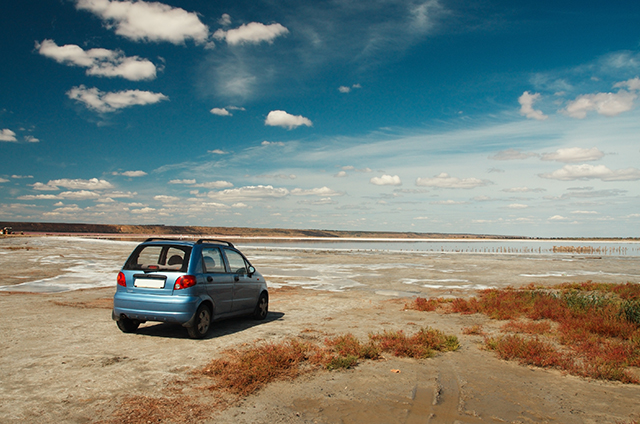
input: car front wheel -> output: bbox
[187,304,211,339]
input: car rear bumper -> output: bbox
[113,291,199,325]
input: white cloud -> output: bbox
[18,194,60,200]
[431,200,467,205]
[265,110,312,129]
[613,77,640,91]
[297,197,338,205]
[154,195,180,202]
[540,164,640,181]
[208,149,228,154]
[193,181,234,189]
[199,202,231,209]
[563,90,637,119]
[33,178,114,191]
[488,149,538,161]
[344,166,372,173]
[24,135,39,143]
[167,179,232,188]
[338,84,362,94]
[31,182,60,191]
[255,173,297,180]
[0,129,17,142]
[414,216,429,220]
[59,190,101,199]
[370,175,402,186]
[207,185,289,202]
[572,210,598,214]
[214,22,288,45]
[0,178,9,183]
[502,187,546,193]
[219,13,231,26]
[335,171,348,177]
[113,170,147,177]
[507,204,529,209]
[131,207,156,214]
[67,85,168,113]
[74,0,209,44]
[548,215,569,221]
[518,91,548,120]
[291,187,342,196]
[473,195,493,201]
[416,173,489,189]
[210,107,231,116]
[105,190,136,198]
[37,39,157,81]
[541,147,604,163]
[262,141,286,146]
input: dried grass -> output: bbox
[195,327,458,397]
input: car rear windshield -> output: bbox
[123,244,191,272]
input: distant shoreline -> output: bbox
[1,221,638,242]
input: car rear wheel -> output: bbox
[253,292,269,320]
[188,304,211,339]
[116,317,140,333]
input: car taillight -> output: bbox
[117,272,126,287]
[174,275,196,290]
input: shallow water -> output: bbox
[1,236,638,295]
[237,238,640,256]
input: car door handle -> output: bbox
[234,275,240,282]
[207,276,213,282]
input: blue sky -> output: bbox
[1,0,640,237]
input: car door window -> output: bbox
[225,249,248,274]
[202,247,225,273]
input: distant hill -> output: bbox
[0,221,523,240]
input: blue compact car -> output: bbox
[112,238,268,338]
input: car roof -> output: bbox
[141,238,235,248]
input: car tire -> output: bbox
[253,292,269,320]
[116,317,140,333]
[187,304,211,339]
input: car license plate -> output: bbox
[134,277,166,289]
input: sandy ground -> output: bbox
[1,237,640,423]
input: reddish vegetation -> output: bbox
[462,324,485,335]
[97,394,216,424]
[406,282,640,384]
[198,327,459,396]
[411,297,440,312]
[200,340,313,396]
[370,328,459,359]
[501,320,552,335]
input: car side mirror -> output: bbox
[248,266,255,276]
